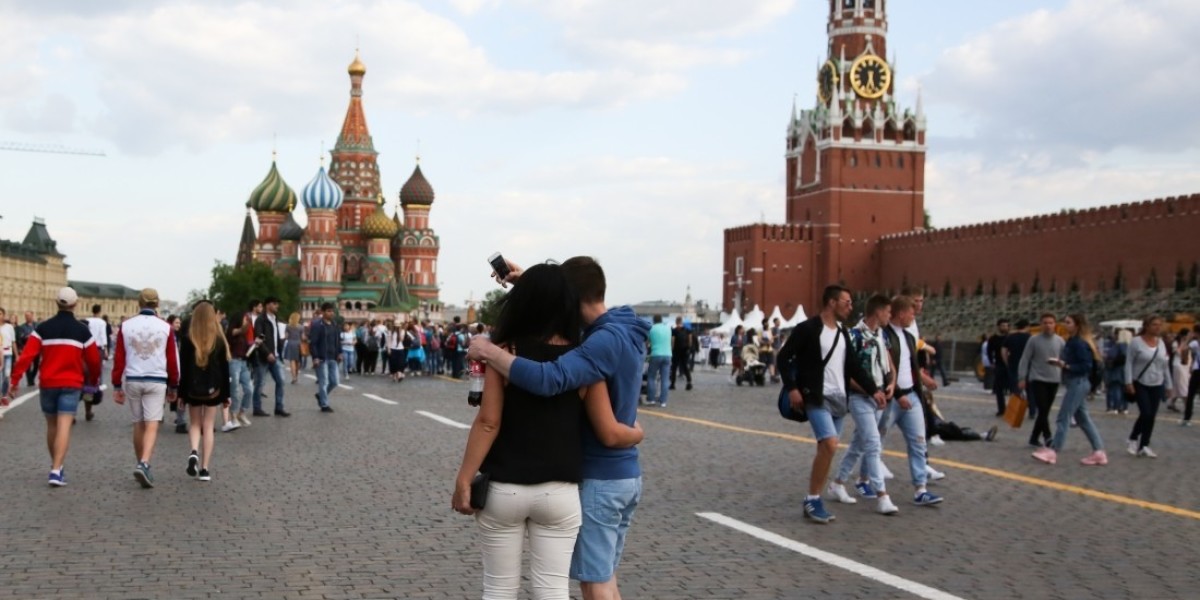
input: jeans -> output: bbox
[39,387,81,415]
[314,358,339,408]
[1105,375,1127,412]
[1052,375,1104,452]
[670,352,691,387]
[646,356,670,405]
[230,359,253,414]
[835,394,885,494]
[1129,382,1164,450]
[452,353,466,378]
[881,392,928,488]
[477,481,581,599]
[1028,380,1059,445]
[570,477,641,583]
[1,354,11,396]
[253,360,286,412]
[807,405,845,441]
[340,348,356,377]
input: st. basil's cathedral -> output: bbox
[236,51,440,320]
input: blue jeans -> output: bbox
[1105,374,1127,411]
[315,358,339,408]
[646,356,671,405]
[253,360,286,412]
[39,387,81,415]
[1053,375,1104,452]
[1,354,12,395]
[341,348,356,377]
[807,405,845,441]
[229,358,253,414]
[881,392,928,488]
[569,477,642,583]
[835,394,885,493]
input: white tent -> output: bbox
[709,309,743,336]
[784,306,807,327]
[767,306,786,326]
[743,305,766,332]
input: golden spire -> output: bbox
[348,48,366,76]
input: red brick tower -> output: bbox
[395,160,440,301]
[329,50,382,282]
[724,0,926,313]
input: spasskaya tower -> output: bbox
[723,0,926,315]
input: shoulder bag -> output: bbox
[778,327,840,422]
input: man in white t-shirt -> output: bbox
[86,304,109,360]
[775,285,885,524]
[0,307,16,397]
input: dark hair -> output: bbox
[166,314,179,325]
[822,285,849,307]
[865,294,890,315]
[1040,313,1056,322]
[263,296,280,305]
[1141,314,1163,334]
[92,304,102,315]
[562,256,606,304]
[1180,328,1191,336]
[996,318,1010,327]
[226,311,245,335]
[891,295,914,313]
[320,301,334,311]
[247,299,261,311]
[653,314,663,324]
[1015,318,1030,329]
[490,263,582,348]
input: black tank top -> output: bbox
[481,342,583,484]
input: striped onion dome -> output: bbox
[247,161,296,213]
[301,166,344,210]
[279,204,304,241]
[362,197,399,239]
[399,164,434,206]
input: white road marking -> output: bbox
[303,373,352,389]
[362,393,398,406]
[696,512,967,600]
[304,374,316,380]
[415,410,470,429]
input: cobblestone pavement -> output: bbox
[1,362,1196,599]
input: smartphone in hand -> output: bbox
[488,252,511,281]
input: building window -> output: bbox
[735,257,744,277]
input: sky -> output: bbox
[2,0,1199,310]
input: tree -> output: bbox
[476,289,507,326]
[943,279,952,298]
[1008,282,1020,296]
[1191,262,1199,289]
[207,261,299,318]
[974,279,984,297]
[1030,271,1041,295]
[1175,263,1187,292]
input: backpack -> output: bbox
[431,333,441,351]
[456,332,468,353]
[403,331,415,350]
[445,332,458,351]
[364,332,379,351]
[187,344,223,400]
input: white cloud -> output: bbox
[925,0,1200,159]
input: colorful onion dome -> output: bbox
[247,161,296,213]
[399,163,434,206]
[301,166,344,210]
[363,195,399,239]
[279,203,304,241]
[348,50,366,76]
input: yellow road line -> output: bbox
[637,409,1200,521]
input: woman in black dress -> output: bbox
[180,301,231,482]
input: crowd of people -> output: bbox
[981,312,1195,465]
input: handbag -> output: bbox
[1003,393,1027,428]
[778,327,841,422]
[469,472,490,510]
[1124,344,1159,404]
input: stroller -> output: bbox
[736,343,767,386]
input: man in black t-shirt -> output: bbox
[669,317,693,391]
[987,319,1011,416]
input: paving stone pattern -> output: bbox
[1,364,1196,599]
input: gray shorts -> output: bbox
[125,380,167,423]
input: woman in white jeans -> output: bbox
[452,264,643,600]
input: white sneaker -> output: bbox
[929,435,946,447]
[880,462,895,480]
[826,482,858,504]
[1138,446,1158,458]
[926,465,946,481]
[876,495,899,515]
[1126,440,1138,455]
[221,420,240,433]
[237,413,251,427]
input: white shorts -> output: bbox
[125,380,167,423]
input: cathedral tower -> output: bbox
[248,160,297,267]
[328,50,382,282]
[395,160,440,301]
[299,164,345,313]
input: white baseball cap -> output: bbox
[56,287,79,307]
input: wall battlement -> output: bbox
[882,194,1200,249]
[724,222,816,244]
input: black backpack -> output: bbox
[187,343,223,400]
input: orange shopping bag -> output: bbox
[1004,393,1027,428]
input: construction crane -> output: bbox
[0,141,106,157]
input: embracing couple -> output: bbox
[453,256,649,600]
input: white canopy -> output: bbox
[709,311,743,336]
[742,306,766,332]
[785,306,807,328]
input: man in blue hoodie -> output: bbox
[469,256,648,600]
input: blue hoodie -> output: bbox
[507,305,650,480]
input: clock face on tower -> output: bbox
[849,54,891,99]
[817,60,839,104]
